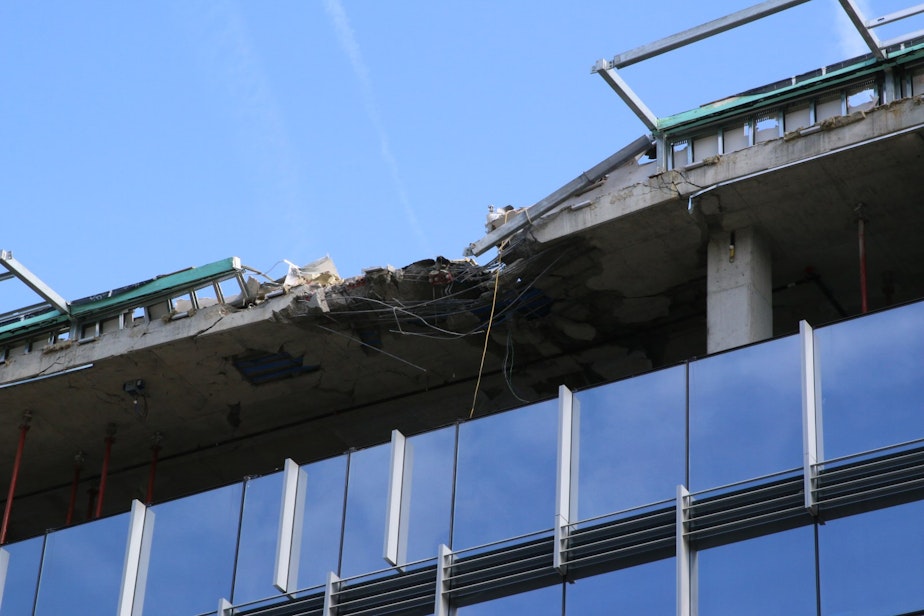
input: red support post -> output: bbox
[858,216,868,314]
[65,452,85,526]
[1,415,32,545]
[146,440,161,505]
[94,427,116,519]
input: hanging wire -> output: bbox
[469,241,508,419]
[503,328,530,403]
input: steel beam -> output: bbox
[867,3,924,28]
[607,0,811,69]
[594,66,659,131]
[0,250,69,315]
[464,135,653,257]
[838,0,886,59]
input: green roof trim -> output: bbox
[0,257,241,345]
[657,42,924,134]
[70,257,241,318]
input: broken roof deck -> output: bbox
[5,11,924,541]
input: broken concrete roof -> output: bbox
[4,37,924,542]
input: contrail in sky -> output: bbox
[323,0,433,256]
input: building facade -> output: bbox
[1,298,923,615]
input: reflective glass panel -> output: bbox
[671,140,689,168]
[698,526,815,615]
[820,501,924,615]
[815,94,842,122]
[340,443,391,578]
[722,121,750,153]
[405,425,455,564]
[454,400,557,549]
[457,583,562,615]
[784,104,811,132]
[34,512,128,615]
[576,366,685,519]
[297,454,347,589]
[565,558,673,615]
[0,536,43,615]
[232,472,283,604]
[817,301,924,460]
[692,134,718,162]
[913,68,924,96]
[690,334,802,490]
[143,484,242,615]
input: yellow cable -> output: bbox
[469,245,505,419]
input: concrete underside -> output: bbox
[2,97,924,542]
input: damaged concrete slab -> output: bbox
[3,32,924,543]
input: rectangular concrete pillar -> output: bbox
[707,227,772,354]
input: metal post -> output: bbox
[66,451,86,526]
[857,206,869,314]
[95,424,117,519]
[0,413,32,545]
[145,434,162,505]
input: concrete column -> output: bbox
[707,227,772,354]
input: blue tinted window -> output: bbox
[0,536,43,615]
[143,484,242,614]
[817,301,924,460]
[566,558,674,615]
[297,455,347,589]
[340,444,391,577]
[34,513,128,615]
[457,583,562,615]
[454,400,557,549]
[690,335,802,489]
[405,425,455,564]
[698,527,815,615]
[232,472,283,604]
[577,367,685,519]
[820,501,924,615]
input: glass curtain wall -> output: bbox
[3,301,924,614]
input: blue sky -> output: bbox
[0,0,914,313]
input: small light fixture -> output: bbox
[123,379,148,420]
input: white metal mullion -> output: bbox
[117,500,155,616]
[324,571,341,616]
[384,430,413,569]
[435,544,455,616]
[555,385,580,574]
[274,458,307,594]
[676,485,696,616]
[800,321,824,514]
[0,548,8,612]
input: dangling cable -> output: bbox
[469,244,506,419]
